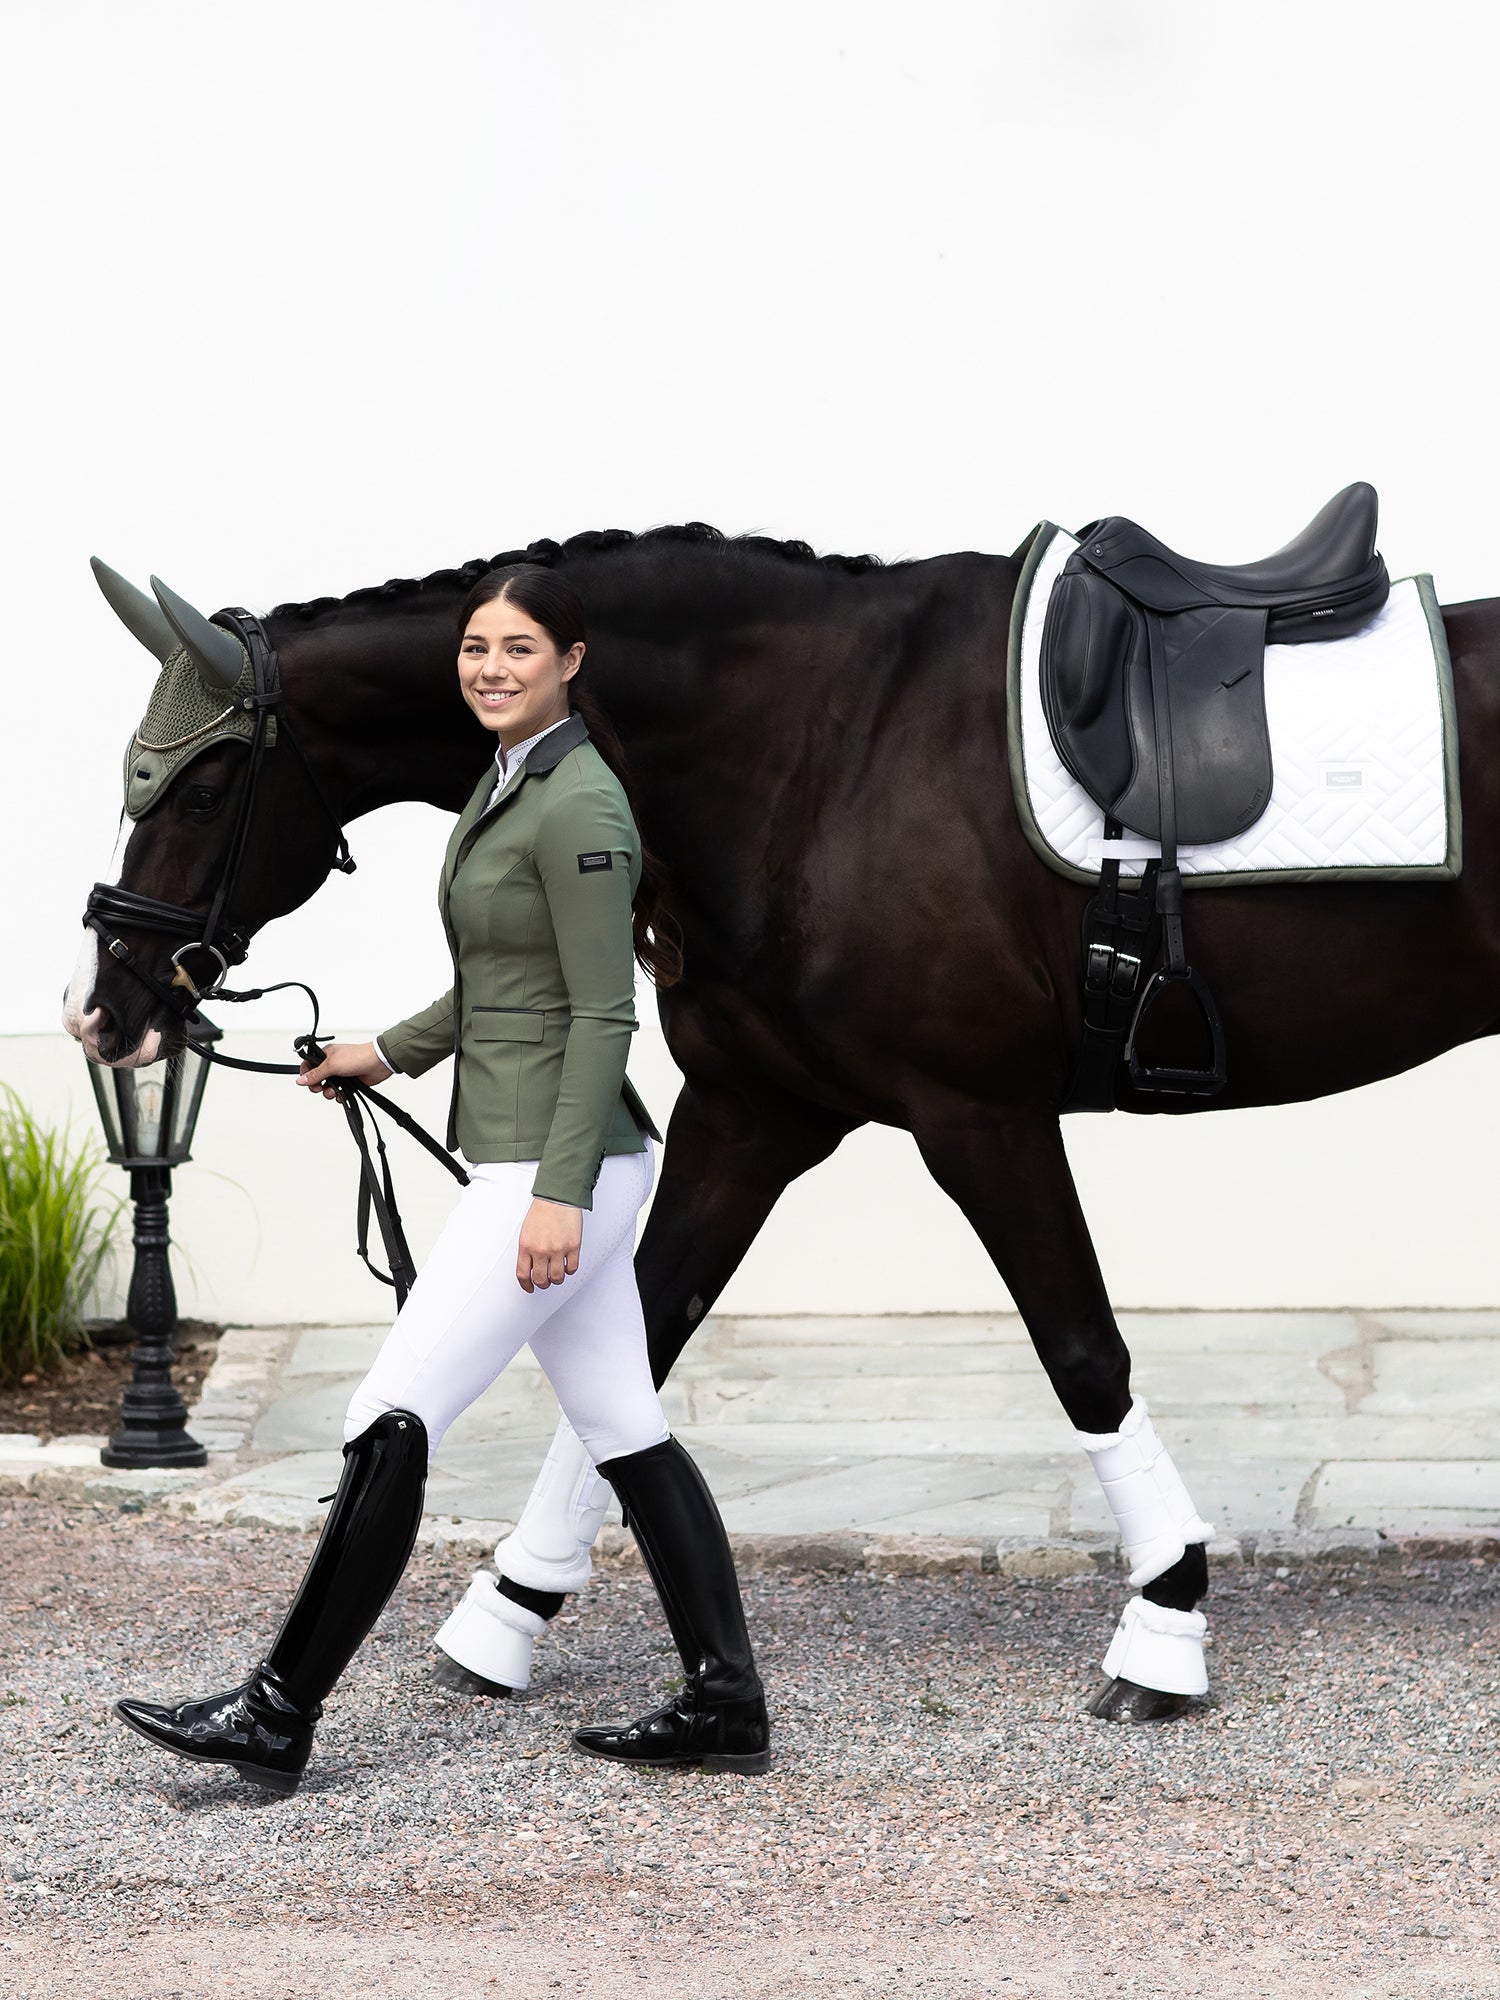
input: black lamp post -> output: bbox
[88,1016,220,1469]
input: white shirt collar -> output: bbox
[489,714,572,801]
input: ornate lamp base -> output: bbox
[100,1166,208,1471]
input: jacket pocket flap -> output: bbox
[471,1009,546,1043]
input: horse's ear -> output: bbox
[90,557,178,663]
[149,575,247,691]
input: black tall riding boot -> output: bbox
[115,1409,428,1795]
[572,1435,770,1773]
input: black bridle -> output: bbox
[83,608,353,1014]
[81,607,466,1306]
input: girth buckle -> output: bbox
[1084,943,1143,1000]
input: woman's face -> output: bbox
[458,593,583,747]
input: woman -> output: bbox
[114,565,770,1795]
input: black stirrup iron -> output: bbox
[1125,964,1227,1098]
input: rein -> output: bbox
[82,607,467,1308]
[199,978,469,1307]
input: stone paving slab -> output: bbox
[6,1309,1500,1573]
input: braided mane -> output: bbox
[270,522,889,624]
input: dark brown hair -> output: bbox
[458,564,683,987]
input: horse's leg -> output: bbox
[634,1079,860,1387]
[911,1103,1213,1723]
[435,1078,857,1693]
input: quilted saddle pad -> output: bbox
[1006,523,1462,886]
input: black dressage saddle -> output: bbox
[1038,483,1389,1107]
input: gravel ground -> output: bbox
[2,1496,1498,1997]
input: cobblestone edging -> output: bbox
[2,1436,1497,1576]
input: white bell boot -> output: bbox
[433,1417,610,1692]
[1075,1395,1214,1587]
[1101,1595,1209,1698]
[434,1573,548,1692]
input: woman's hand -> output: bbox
[296,1040,394,1100]
[517,1197,583,1293]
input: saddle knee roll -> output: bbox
[1102,1595,1209,1698]
[1076,1396,1214,1587]
[491,1416,611,1595]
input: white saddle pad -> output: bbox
[1007,523,1461,885]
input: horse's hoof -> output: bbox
[433,1657,513,1699]
[1086,1675,1193,1724]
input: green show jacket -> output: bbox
[377,714,658,1209]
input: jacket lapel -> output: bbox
[443,765,502,893]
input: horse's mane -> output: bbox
[271,522,889,624]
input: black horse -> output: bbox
[66,522,1500,1719]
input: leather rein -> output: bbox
[81,607,467,1306]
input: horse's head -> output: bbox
[64,564,343,1068]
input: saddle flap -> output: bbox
[1111,604,1273,847]
[1040,561,1274,847]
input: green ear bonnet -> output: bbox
[124,643,263,818]
[90,560,264,818]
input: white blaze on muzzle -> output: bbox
[1075,1396,1214,1587]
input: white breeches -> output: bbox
[344,1144,669,1468]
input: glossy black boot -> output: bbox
[572,1436,770,1774]
[115,1409,428,1795]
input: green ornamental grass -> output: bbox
[0,1086,123,1382]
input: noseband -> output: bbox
[83,607,354,1017]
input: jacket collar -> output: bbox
[451,711,592,857]
[523,710,589,774]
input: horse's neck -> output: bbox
[271,604,485,819]
[268,545,919,825]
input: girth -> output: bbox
[1038,483,1390,1109]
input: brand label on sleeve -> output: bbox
[577,851,613,873]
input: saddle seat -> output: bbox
[1041,482,1390,850]
[1077,480,1386,641]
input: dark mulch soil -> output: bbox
[0,1321,221,1441]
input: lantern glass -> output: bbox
[169,1020,218,1158]
[86,1017,220,1168]
[86,1058,125,1162]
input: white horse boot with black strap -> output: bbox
[433,1416,609,1693]
[1075,1396,1214,1719]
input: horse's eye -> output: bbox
[185,786,220,814]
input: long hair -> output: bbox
[458,564,684,987]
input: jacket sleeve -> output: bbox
[376,989,457,1078]
[530,780,639,1209]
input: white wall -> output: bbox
[4,3,1500,1316]
[6,1024,1497,1322]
